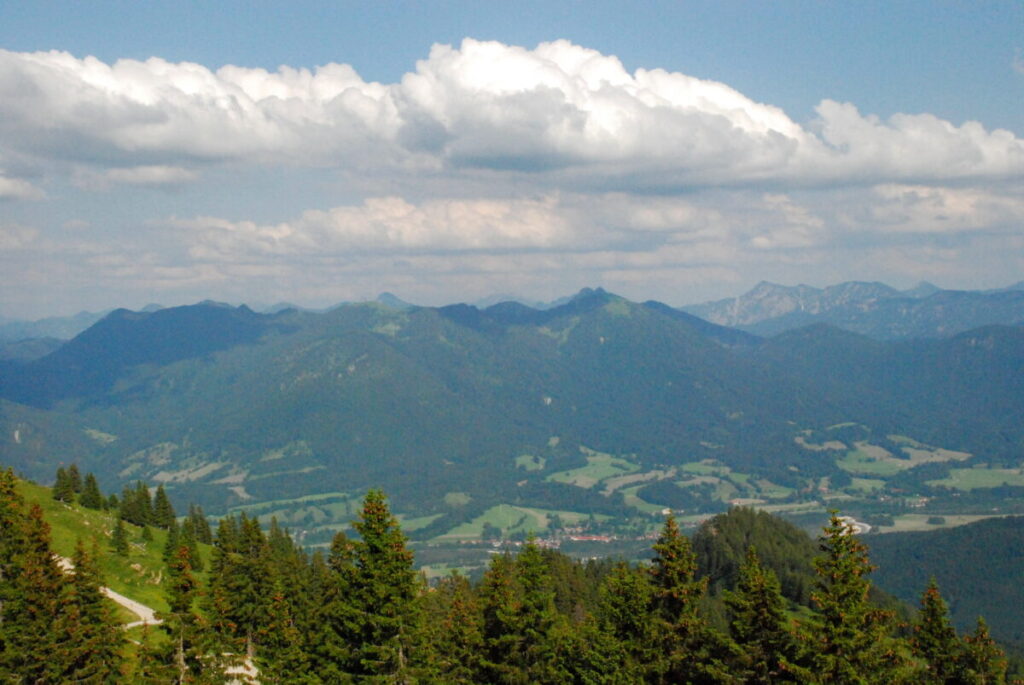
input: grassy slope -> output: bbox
[15,477,210,616]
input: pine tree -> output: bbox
[911,578,962,684]
[597,561,655,680]
[418,572,485,683]
[4,504,66,681]
[349,488,418,680]
[0,469,28,679]
[52,540,124,682]
[190,504,213,544]
[479,552,524,683]
[68,463,82,494]
[153,484,176,529]
[79,472,104,509]
[724,546,804,683]
[52,466,75,503]
[112,518,129,557]
[808,512,902,684]
[648,514,733,683]
[960,617,1007,685]
[163,520,181,563]
[513,538,568,682]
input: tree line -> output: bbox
[2,466,1013,683]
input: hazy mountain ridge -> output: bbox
[684,280,1024,339]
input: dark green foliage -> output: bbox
[911,579,962,684]
[52,465,75,502]
[153,484,175,529]
[961,618,1008,684]
[68,462,82,494]
[724,547,803,683]
[189,503,213,544]
[694,507,818,605]
[120,481,154,527]
[79,472,104,509]
[869,516,1024,650]
[648,514,734,683]
[54,541,124,683]
[808,512,904,683]
[111,517,129,556]
[0,474,124,681]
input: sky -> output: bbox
[1,1,1023,319]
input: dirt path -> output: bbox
[58,556,162,628]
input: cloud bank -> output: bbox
[1,39,1022,316]
[2,40,1021,186]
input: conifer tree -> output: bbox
[153,484,176,529]
[161,545,210,682]
[597,561,655,680]
[68,463,82,494]
[190,504,213,544]
[164,520,181,564]
[5,504,65,681]
[648,514,733,683]
[349,488,418,680]
[513,538,568,682]
[912,578,962,684]
[79,472,104,509]
[724,546,804,683]
[112,518,129,557]
[418,572,485,683]
[960,617,1007,685]
[0,469,28,679]
[52,466,75,503]
[313,534,358,682]
[808,512,902,684]
[53,540,124,682]
[479,552,523,683]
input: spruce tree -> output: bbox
[5,504,65,681]
[349,488,418,680]
[0,469,28,679]
[68,463,82,494]
[597,561,655,680]
[79,472,104,509]
[724,546,804,683]
[808,512,902,684]
[153,484,176,529]
[912,578,962,684]
[479,552,523,683]
[648,514,733,683]
[960,617,1007,685]
[112,518,129,557]
[52,466,75,503]
[53,541,124,682]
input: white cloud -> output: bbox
[0,172,42,200]
[865,184,1024,233]
[1,40,1021,189]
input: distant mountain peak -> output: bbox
[375,292,414,310]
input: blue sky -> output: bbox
[1,1,1022,317]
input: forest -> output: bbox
[0,466,1013,684]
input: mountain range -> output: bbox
[682,280,1024,339]
[2,287,1023,547]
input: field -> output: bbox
[926,468,1024,490]
[545,448,640,488]
[436,504,609,540]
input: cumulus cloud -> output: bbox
[1,40,1021,189]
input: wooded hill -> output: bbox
[1,288,1023,548]
[0,468,1014,683]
